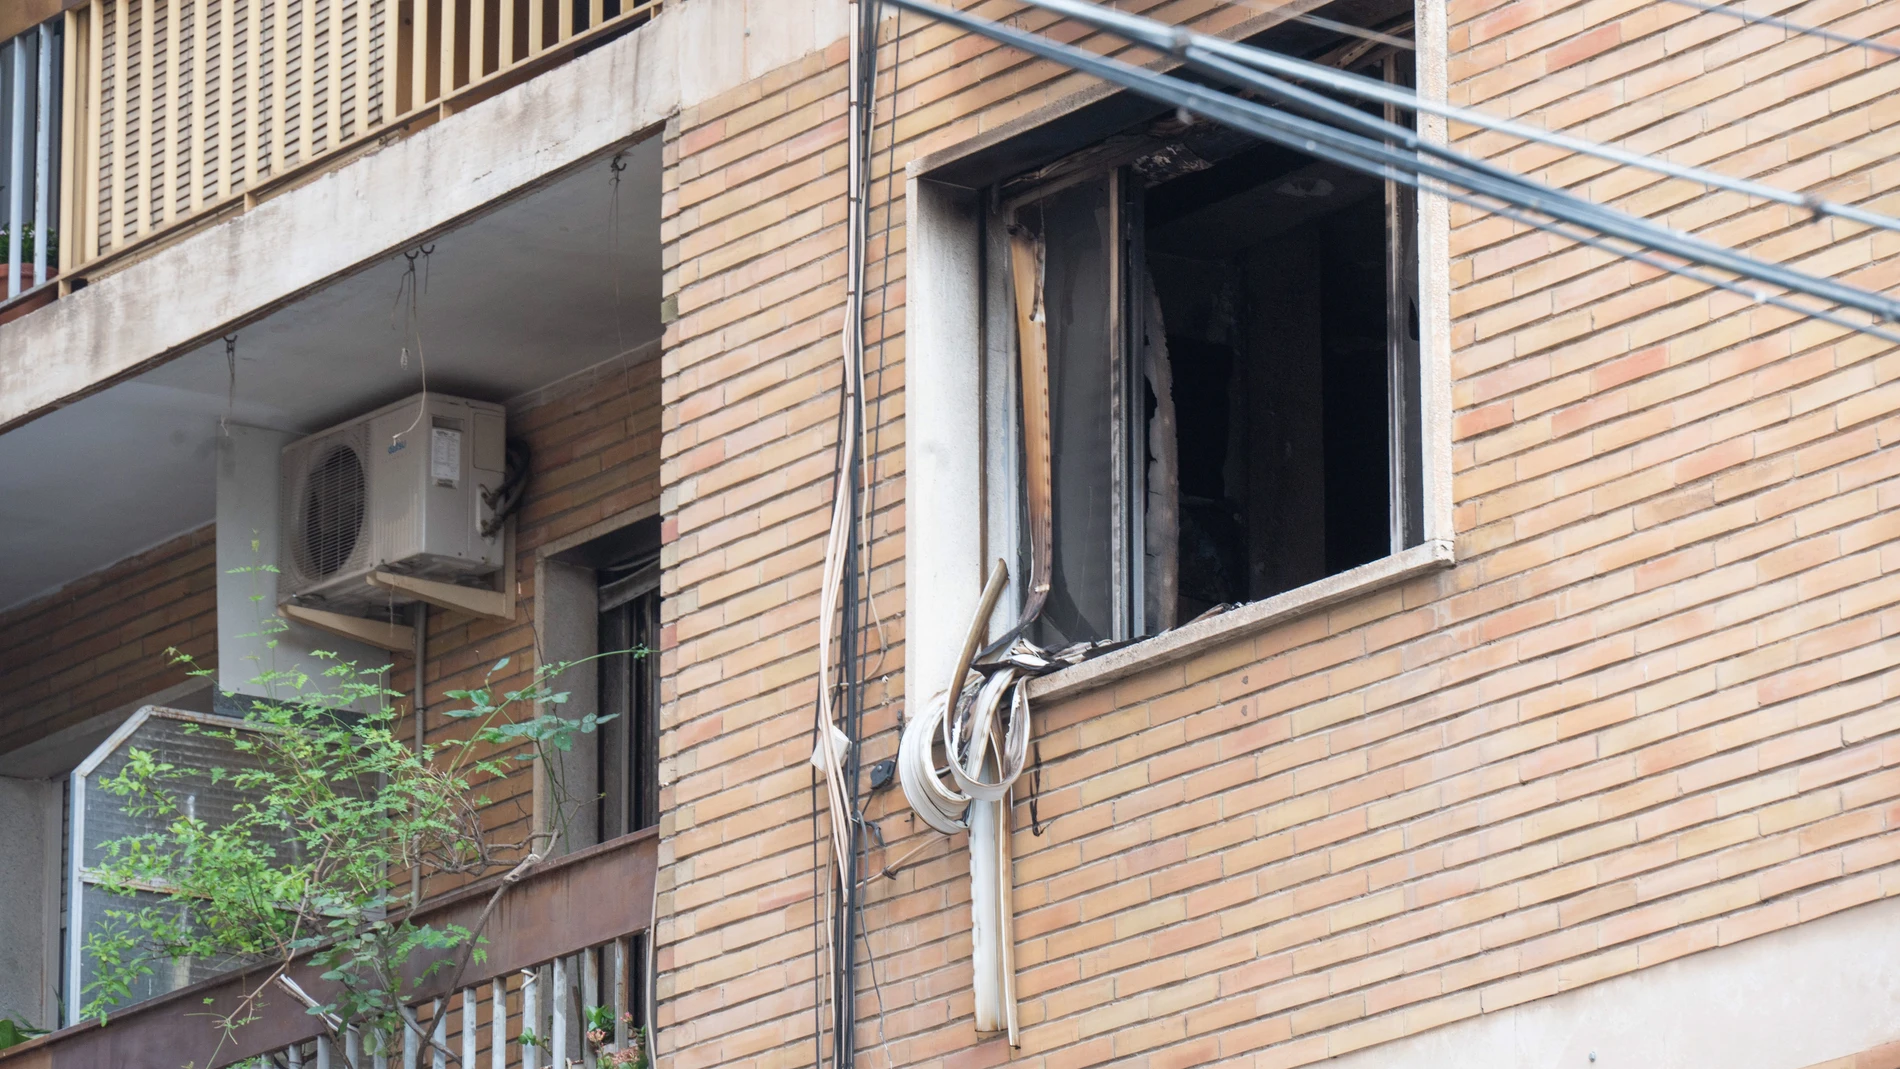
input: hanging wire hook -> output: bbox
[220,335,238,437]
[609,152,629,354]
[392,248,432,442]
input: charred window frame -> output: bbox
[981,46,1424,648]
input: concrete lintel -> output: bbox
[0,6,684,434]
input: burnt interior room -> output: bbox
[1144,131,1407,619]
[1014,33,1422,647]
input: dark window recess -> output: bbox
[597,554,661,839]
[1010,47,1422,644]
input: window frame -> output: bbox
[531,505,663,853]
[904,5,1454,713]
[597,556,661,839]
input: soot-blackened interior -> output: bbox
[1145,145,1394,621]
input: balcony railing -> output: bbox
[0,827,658,1069]
[1,16,62,311]
[33,0,661,284]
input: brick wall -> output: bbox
[0,526,218,754]
[0,351,660,898]
[656,3,1900,1069]
[408,349,666,895]
[1805,1039,1900,1069]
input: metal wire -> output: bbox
[1155,24,1900,320]
[1023,0,1900,236]
[1660,0,1900,57]
[888,0,1900,340]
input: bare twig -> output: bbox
[276,975,358,1069]
[439,846,549,1005]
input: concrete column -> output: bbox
[906,177,1009,1034]
[0,775,60,1032]
[533,558,600,854]
[216,424,384,702]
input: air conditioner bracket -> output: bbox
[279,604,413,653]
[363,518,517,622]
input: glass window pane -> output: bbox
[1032,175,1116,647]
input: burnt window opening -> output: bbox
[1003,48,1424,648]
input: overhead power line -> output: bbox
[885,0,1900,341]
[1037,0,1900,235]
[1660,0,1900,57]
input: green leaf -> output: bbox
[0,1019,48,1049]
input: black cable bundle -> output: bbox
[479,438,531,539]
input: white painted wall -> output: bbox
[903,178,988,715]
[217,424,385,697]
[905,176,1011,1032]
[1329,895,1900,1069]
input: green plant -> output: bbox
[0,224,57,263]
[79,554,647,1068]
[0,1019,48,1050]
[585,1007,648,1069]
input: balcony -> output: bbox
[0,821,659,1069]
[0,0,665,325]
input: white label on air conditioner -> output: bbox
[431,427,462,486]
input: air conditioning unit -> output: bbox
[279,392,507,615]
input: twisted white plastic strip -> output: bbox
[946,669,1030,803]
[898,687,970,834]
[899,666,1032,832]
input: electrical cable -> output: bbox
[1033,0,1900,237]
[1016,0,1900,256]
[860,5,906,685]
[1068,2,1900,341]
[1659,0,1900,56]
[479,439,532,539]
[810,5,888,1068]
[390,245,438,443]
[1114,6,1900,342]
[810,775,825,1068]
[848,13,913,1066]
[887,0,1900,338]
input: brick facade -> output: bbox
[655,2,1900,1069]
[4,0,1897,1065]
[0,351,663,898]
[412,350,667,894]
[0,526,218,754]
[1805,1040,1900,1069]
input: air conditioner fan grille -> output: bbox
[299,444,368,579]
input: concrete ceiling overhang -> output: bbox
[0,0,871,434]
[0,136,663,612]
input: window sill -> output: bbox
[1024,538,1455,706]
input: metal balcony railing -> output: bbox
[0,828,658,1069]
[1,16,62,304]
